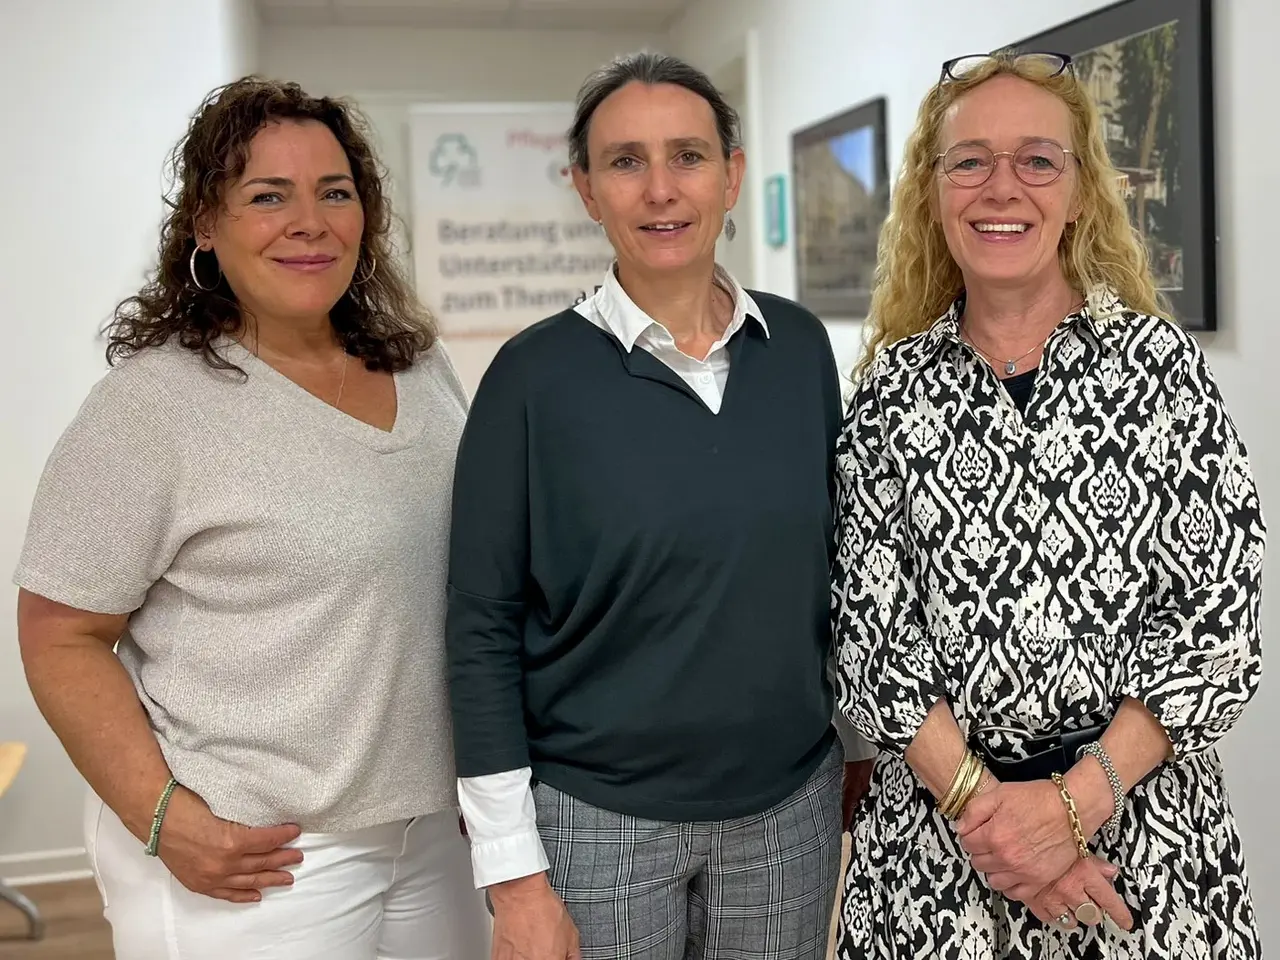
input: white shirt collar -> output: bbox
[586,261,769,353]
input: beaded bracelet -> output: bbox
[1079,740,1125,833]
[144,778,179,857]
[1050,772,1091,859]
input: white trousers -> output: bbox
[85,792,492,959]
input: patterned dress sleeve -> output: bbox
[831,363,946,755]
[1118,340,1267,759]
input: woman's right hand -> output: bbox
[489,873,581,959]
[153,786,305,903]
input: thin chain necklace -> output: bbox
[248,336,350,408]
[961,299,1084,376]
[334,352,349,408]
[963,329,1050,376]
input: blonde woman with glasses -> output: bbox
[831,51,1264,959]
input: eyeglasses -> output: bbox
[936,139,1075,187]
[938,51,1075,85]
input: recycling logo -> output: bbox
[429,134,480,187]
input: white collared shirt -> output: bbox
[573,261,769,413]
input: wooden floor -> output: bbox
[0,879,111,960]
[0,837,848,960]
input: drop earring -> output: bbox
[723,212,736,241]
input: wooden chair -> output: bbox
[0,743,44,941]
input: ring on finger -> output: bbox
[1073,900,1104,925]
[1055,912,1074,929]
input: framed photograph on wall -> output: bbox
[1011,0,1217,330]
[791,96,888,320]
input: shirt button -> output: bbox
[698,373,712,384]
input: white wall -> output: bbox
[0,0,258,882]
[261,26,664,389]
[227,0,261,78]
[671,0,1280,945]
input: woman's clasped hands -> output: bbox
[955,779,1134,933]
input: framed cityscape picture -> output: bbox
[1011,0,1217,329]
[791,96,889,320]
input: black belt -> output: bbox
[967,723,1105,782]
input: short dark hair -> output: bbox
[568,52,741,171]
[107,76,434,374]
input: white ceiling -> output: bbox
[257,0,695,31]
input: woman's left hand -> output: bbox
[1025,856,1134,933]
[955,780,1079,893]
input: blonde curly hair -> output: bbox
[855,52,1166,377]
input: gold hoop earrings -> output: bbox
[189,246,218,291]
[354,255,377,284]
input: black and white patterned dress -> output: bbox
[831,292,1265,959]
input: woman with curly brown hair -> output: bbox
[12,77,490,958]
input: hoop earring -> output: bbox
[354,255,377,284]
[189,246,218,291]
[723,213,737,241]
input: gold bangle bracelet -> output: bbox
[957,753,980,805]
[938,750,972,817]
[949,754,985,819]
[941,750,984,820]
[957,767,992,814]
[1051,772,1091,858]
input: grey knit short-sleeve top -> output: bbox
[15,338,468,831]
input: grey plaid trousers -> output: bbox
[532,742,844,960]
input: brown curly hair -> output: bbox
[107,76,434,373]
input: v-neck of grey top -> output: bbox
[14,337,469,831]
[229,341,428,454]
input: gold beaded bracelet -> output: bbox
[1050,772,1091,859]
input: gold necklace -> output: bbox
[249,338,350,407]
[334,352,349,408]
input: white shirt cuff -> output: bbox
[457,767,550,889]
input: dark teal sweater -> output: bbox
[445,291,841,821]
